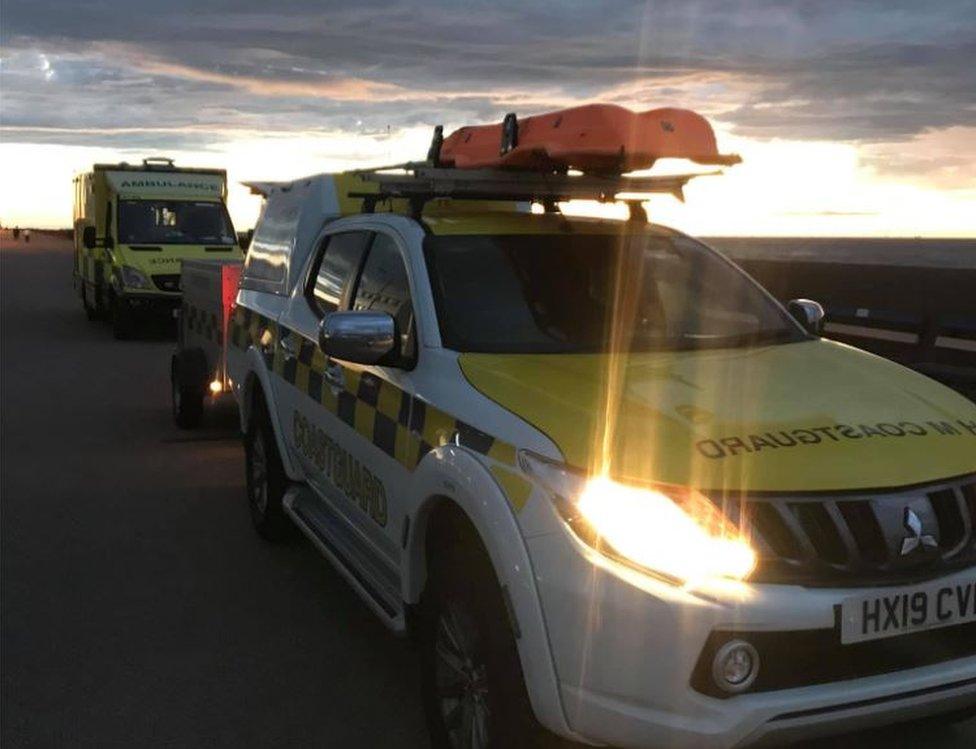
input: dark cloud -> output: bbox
[2,0,975,152]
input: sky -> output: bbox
[1,0,975,236]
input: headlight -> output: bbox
[520,452,756,584]
[120,265,152,290]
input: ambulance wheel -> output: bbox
[171,355,204,429]
[420,515,548,749]
[111,296,135,340]
[81,284,99,321]
[244,394,293,543]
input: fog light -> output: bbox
[712,640,759,693]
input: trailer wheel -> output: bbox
[171,352,205,429]
[111,296,135,340]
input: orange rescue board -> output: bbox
[438,104,740,173]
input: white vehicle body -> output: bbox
[226,173,976,748]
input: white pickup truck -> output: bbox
[225,167,976,749]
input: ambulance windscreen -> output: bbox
[118,200,236,246]
[424,233,806,354]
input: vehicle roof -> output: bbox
[420,207,681,238]
[252,172,686,240]
[89,163,227,176]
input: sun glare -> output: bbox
[1,124,972,236]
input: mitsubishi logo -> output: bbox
[900,507,937,556]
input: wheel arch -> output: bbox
[402,447,574,739]
[238,350,302,481]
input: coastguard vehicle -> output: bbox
[226,105,976,748]
[72,157,242,338]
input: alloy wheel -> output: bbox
[249,427,269,516]
[435,600,490,749]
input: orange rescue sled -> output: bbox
[437,104,740,173]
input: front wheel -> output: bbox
[81,284,99,321]
[111,296,134,340]
[420,534,547,749]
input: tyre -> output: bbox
[244,394,294,542]
[171,355,204,429]
[81,284,99,321]
[111,296,134,340]
[420,520,547,749]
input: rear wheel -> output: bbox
[244,394,294,542]
[420,518,547,749]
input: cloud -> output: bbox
[1,0,974,186]
[135,58,406,101]
[781,210,879,217]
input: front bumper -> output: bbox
[117,290,180,315]
[526,530,976,749]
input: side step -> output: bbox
[283,485,406,633]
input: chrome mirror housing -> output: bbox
[787,298,825,336]
[318,311,397,365]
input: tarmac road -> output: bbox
[2,232,974,748]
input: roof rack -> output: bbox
[350,162,720,219]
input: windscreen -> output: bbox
[424,232,806,353]
[118,200,236,245]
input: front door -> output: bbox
[277,228,419,613]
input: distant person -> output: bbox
[13,227,20,240]
[24,229,31,244]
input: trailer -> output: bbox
[170,259,242,428]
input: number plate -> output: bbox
[841,578,976,644]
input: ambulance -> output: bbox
[72,157,242,338]
[225,105,976,748]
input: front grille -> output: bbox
[152,274,181,292]
[691,622,976,697]
[733,475,976,586]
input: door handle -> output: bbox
[279,337,298,360]
[324,361,345,391]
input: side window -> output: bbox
[309,231,370,314]
[352,233,416,362]
[242,190,302,291]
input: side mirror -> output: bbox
[238,229,254,251]
[319,311,397,365]
[82,225,96,250]
[788,298,825,336]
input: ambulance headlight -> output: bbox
[519,452,756,584]
[120,265,152,290]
